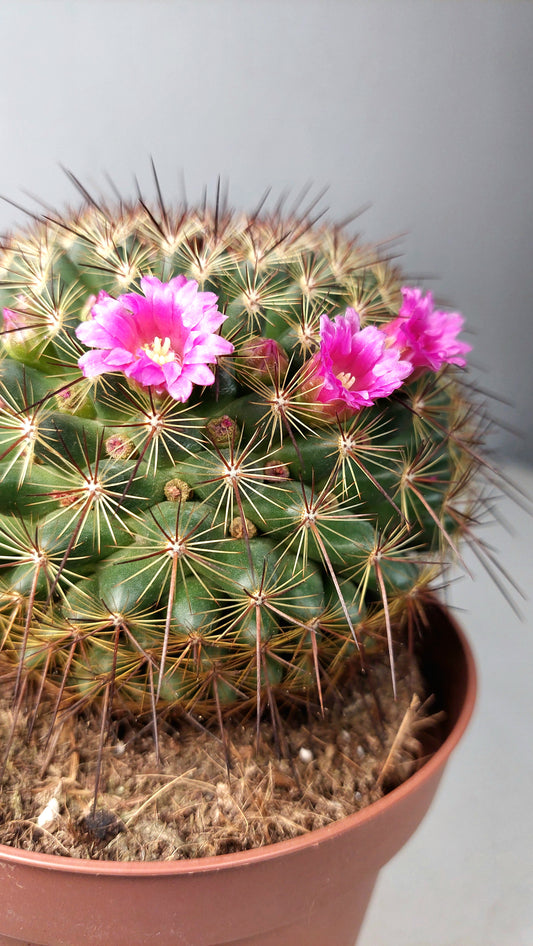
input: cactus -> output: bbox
[0,185,482,754]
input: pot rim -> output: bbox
[0,604,476,876]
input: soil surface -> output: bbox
[0,655,442,861]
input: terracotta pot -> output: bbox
[0,602,476,946]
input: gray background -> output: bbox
[1,3,532,944]
[1,0,532,462]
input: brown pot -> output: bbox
[0,602,476,946]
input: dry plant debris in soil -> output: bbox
[0,655,442,861]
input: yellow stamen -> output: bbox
[336,371,357,390]
[143,336,177,366]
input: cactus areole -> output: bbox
[0,194,478,760]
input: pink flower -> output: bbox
[2,305,32,344]
[303,308,413,415]
[3,308,26,330]
[76,275,234,401]
[384,287,470,372]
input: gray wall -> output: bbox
[1,0,532,462]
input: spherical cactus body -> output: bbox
[0,195,477,726]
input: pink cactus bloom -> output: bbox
[2,308,26,330]
[304,308,413,415]
[76,275,234,401]
[2,306,31,340]
[384,287,471,372]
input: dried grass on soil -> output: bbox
[0,655,443,861]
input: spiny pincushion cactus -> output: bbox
[0,189,479,740]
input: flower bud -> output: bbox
[55,386,97,418]
[50,490,77,508]
[206,415,239,446]
[238,336,288,380]
[164,478,192,503]
[264,460,290,480]
[1,306,38,359]
[105,434,137,460]
[229,516,258,539]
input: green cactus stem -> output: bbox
[0,187,489,760]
